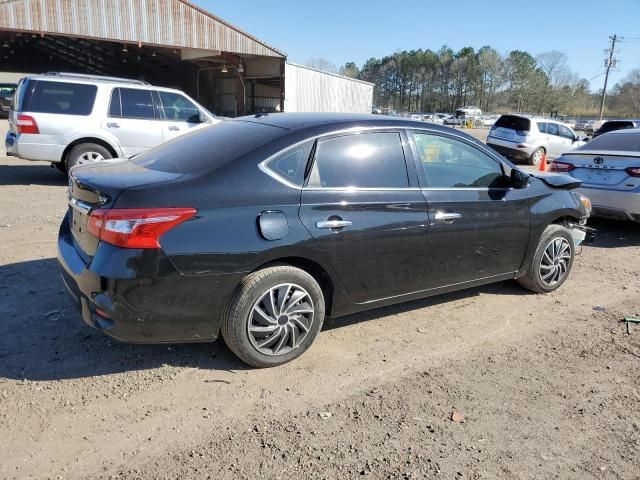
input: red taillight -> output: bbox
[549,161,575,172]
[88,208,197,249]
[625,167,640,178]
[16,114,39,134]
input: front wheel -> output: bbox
[220,266,325,367]
[517,224,575,293]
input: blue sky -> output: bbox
[196,0,640,90]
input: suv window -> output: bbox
[600,121,634,134]
[494,115,531,132]
[21,80,96,115]
[109,88,156,119]
[307,132,409,189]
[158,91,202,123]
[537,122,547,133]
[265,141,314,186]
[412,133,504,188]
[547,123,559,136]
[559,125,574,139]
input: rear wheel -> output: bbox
[517,224,574,293]
[529,147,545,166]
[221,266,325,367]
[65,143,112,172]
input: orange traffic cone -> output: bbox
[538,153,548,172]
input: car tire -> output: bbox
[517,224,575,294]
[65,143,113,172]
[529,147,545,166]
[220,265,325,367]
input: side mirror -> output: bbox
[511,168,530,189]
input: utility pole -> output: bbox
[599,34,617,120]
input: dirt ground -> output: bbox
[0,121,639,479]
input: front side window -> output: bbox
[23,80,96,115]
[307,132,409,188]
[158,91,202,123]
[412,133,504,188]
[111,88,156,119]
[559,125,574,139]
[265,141,314,186]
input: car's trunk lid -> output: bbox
[559,153,640,190]
[68,159,184,260]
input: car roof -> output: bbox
[236,112,459,132]
[18,74,189,95]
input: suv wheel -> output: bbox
[65,143,112,172]
[221,266,325,367]
[517,224,574,293]
[529,147,545,166]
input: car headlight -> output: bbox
[575,192,592,216]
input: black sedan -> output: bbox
[59,113,594,367]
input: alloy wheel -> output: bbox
[532,149,543,165]
[77,151,105,165]
[539,237,571,287]
[247,283,315,356]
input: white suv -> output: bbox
[486,114,585,166]
[5,73,219,171]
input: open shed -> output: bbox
[0,0,286,116]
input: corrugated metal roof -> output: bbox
[0,0,285,58]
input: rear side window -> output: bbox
[265,141,314,186]
[494,115,531,132]
[559,125,574,139]
[109,88,156,119]
[537,122,547,133]
[21,80,96,115]
[307,132,409,188]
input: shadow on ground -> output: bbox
[0,219,636,382]
[0,162,67,186]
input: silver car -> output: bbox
[487,114,585,166]
[5,73,218,172]
[551,129,640,222]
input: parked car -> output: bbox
[592,119,640,138]
[422,114,444,125]
[4,72,219,172]
[0,82,17,118]
[59,113,593,367]
[551,128,640,222]
[575,120,590,131]
[585,120,605,137]
[486,114,585,166]
[443,115,461,126]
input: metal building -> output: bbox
[0,0,373,116]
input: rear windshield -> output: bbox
[20,80,97,115]
[494,115,531,131]
[131,120,285,173]
[579,131,640,152]
[599,121,634,133]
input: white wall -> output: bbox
[284,63,373,114]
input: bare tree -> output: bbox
[303,58,338,73]
[536,51,570,87]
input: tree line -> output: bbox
[307,47,639,118]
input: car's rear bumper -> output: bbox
[57,214,243,343]
[5,134,66,162]
[577,186,640,222]
[486,138,532,160]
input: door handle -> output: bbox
[168,125,180,132]
[434,211,462,224]
[106,122,120,128]
[316,219,352,229]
